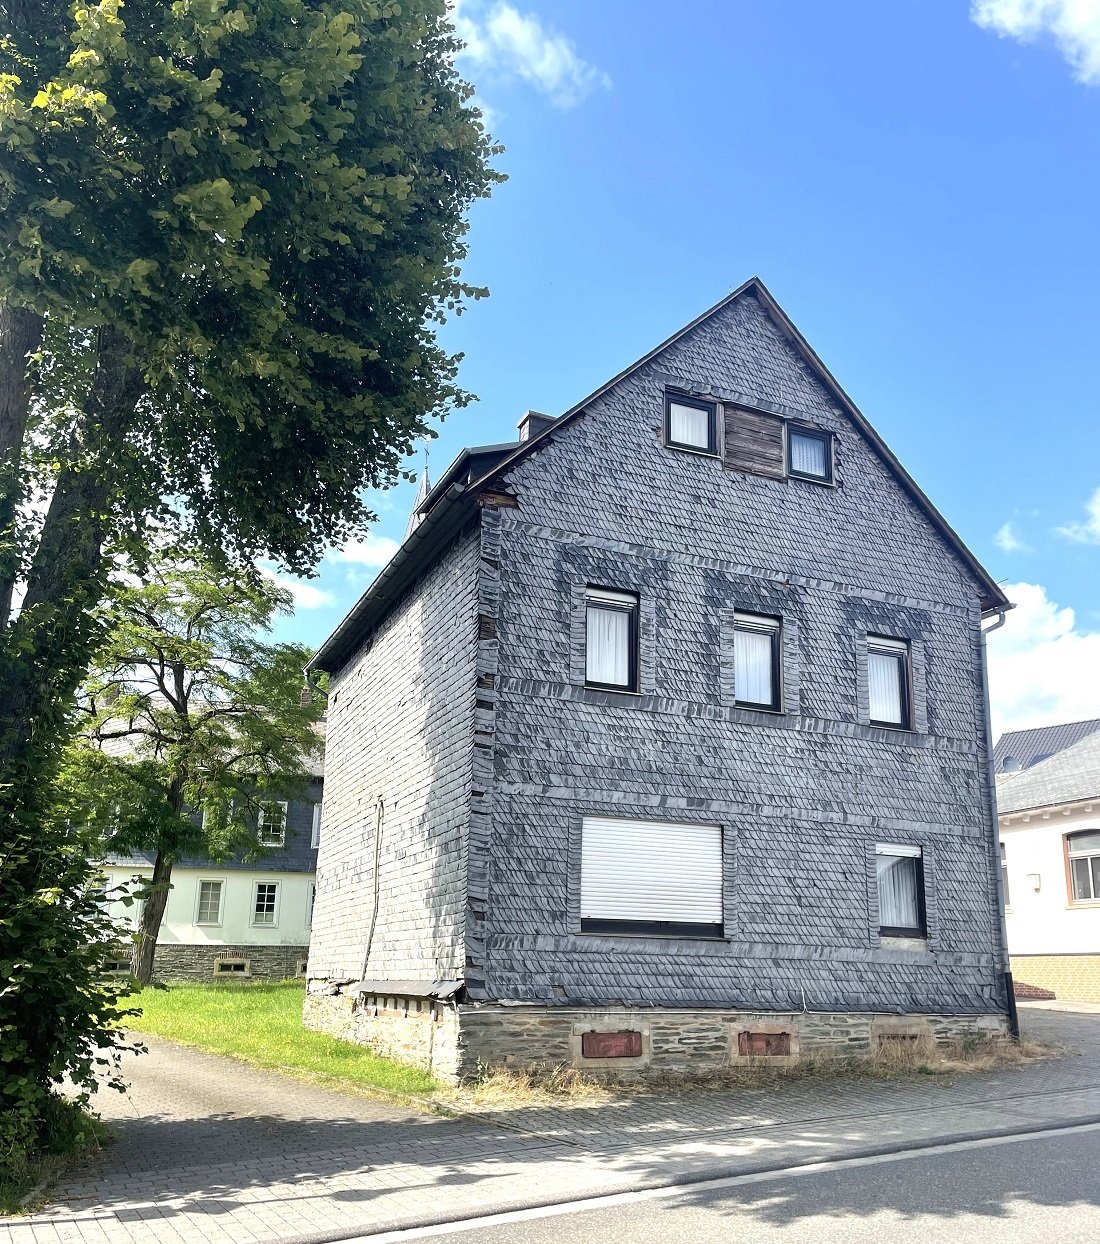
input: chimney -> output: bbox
[517,410,556,442]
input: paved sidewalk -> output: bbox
[4,1007,1099,1244]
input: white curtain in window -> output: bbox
[877,854,920,928]
[736,627,774,705]
[586,604,630,686]
[868,650,903,723]
[790,431,827,476]
[669,402,710,449]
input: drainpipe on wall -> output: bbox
[980,606,1020,1041]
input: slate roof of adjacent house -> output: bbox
[992,718,1100,774]
[996,731,1100,814]
[309,276,1010,674]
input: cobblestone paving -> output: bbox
[3,1007,1098,1244]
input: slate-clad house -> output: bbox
[101,776,322,980]
[304,278,1014,1079]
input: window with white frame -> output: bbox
[585,588,639,691]
[867,636,911,728]
[1001,842,1011,908]
[580,816,723,937]
[310,802,322,849]
[734,612,782,710]
[258,801,288,847]
[665,394,718,454]
[195,879,224,926]
[252,881,279,926]
[876,843,926,938]
[1068,831,1100,903]
[307,882,316,927]
[787,426,832,482]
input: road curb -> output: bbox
[277,1111,1100,1243]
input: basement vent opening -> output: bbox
[296,959,308,977]
[877,1031,922,1045]
[581,1030,643,1059]
[103,960,130,974]
[214,959,250,976]
[737,1031,792,1057]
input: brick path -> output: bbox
[4,1005,1099,1244]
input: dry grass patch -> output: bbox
[439,1035,1059,1112]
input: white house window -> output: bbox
[734,613,782,710]
[580,816,723,937]
[307,882,316,927]
[1001,842,1011,908]
[1068,831,1100,903]
[867,636,911,728]
[665,395,718,454]
[195,879,224,926]
[258,801,288,847]
[252,881,279,926]
[585,588,639,691]
[310,802,322,849]
[876,843,926,937]
[787,426,832,482]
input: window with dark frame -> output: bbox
[733,612,782,710]
[876,843,927,938]
[665,394,718,455]
[580,816,724,938]
[1067,831,1100,902]
[585,587,639,692]
[787,426,833,482]
[867,636,911,728]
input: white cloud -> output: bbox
[259,567,336,610]
[972,0,1100,84]
[1055,485,1100,543]
[994,520,1032,553]
[454,1,611,108]
[986,581,1100,735]
[333,533,401,568]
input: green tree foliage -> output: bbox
[0,0,494,1168]
[0,0,500,803]
[67,557,326,983]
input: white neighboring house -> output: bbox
[101,774,323,981]
[997,730,1100,1002]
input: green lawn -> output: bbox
[128,980,439,1096]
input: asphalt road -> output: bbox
[367,1122,1100,1244]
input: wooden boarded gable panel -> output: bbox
[724,405,785,478]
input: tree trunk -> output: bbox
[130,778,186,984]
[0,300,45,629]
[131,849,174,984]
[0,327,144,831]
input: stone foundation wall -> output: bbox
[1011,954,1100,1003]
[147,943,310,982]
[303,983,461,1081]
[302,983,1008,1083]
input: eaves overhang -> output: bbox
[307,482,477,676]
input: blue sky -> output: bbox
[269,0,1100,736]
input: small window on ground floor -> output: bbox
[195,879,224,926]
[876,843,927,938]
[214,958,250,976]
[580,816,723,937]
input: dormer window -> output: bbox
[665,395,718,455]
[787,426,833,482]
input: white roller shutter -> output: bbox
[580,816,723,926]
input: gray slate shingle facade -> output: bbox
[304,278,1013,1078]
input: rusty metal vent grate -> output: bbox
[737,1030,791,1056]
[581,1030,643,1059]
